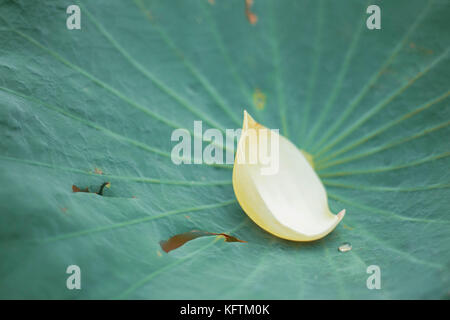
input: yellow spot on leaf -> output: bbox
[301,150,315,169]
[253,88,266,110]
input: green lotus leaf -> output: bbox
[0,0,449,299]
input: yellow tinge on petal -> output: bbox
[232,111,345,241]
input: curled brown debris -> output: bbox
[160,230,246,253]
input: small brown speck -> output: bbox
[245,0,258,25]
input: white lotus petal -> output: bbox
[232,111,345,241]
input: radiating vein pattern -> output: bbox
[315,46,449,157]
[0,0,449,300]
[311,0,435,152]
